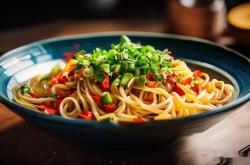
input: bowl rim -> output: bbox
[0,31,250,127]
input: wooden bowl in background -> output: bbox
[167,0,226,40]
[227,2,250,46]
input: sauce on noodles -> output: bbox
[12,36,235,123]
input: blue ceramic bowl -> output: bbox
[0,32,249,149]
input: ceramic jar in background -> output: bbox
[167,0,226,39]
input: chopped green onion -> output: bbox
[83,68,94,77]
[82,59,90,66]
[150,66,158,74]
[192,77,197,83]
[120,35,131,43]
[100,63,110,74]
[94,70,104,82]
[101,92,113,104]
[20,85,31,93]
[128,63,135,71]
[99,114,116,123]
[155,74,162,81]
[112,78,120,86]
[40,76,51,82]
[71,36,173,84]
[121,73,134,86]
[120,61,128,74]
[135,68,140,76]
[50,66,61,77]
[75,63,83,71]
[114,64,121,74]
[75,50,85,62]
[162,61,173,68]
[51,93,58,98]
[141,63,149,74]
[111,43,115,49]
[135,75,146,87]
[145,45,155,52]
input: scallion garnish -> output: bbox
[73,35,173,84]
[20,85,31,93]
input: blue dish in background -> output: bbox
[0,32,249,149]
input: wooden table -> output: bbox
[0,19,250,165]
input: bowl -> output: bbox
[0,32,249,150]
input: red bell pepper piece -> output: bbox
[65,56,72,63]
[56,88,74,99]
[193,70,203,78]
[44,106,57,115]
[174,85,185,96]
[55,98,62,110]
[144,92,154,102]
[56,88,63,97]
[166,75,175,86]
[63,51,78,63]
[92,95,102,105]
[146,72,154,81]
[43,101,51,107]
[57,93,65,99]
[191,84,199,95]
[28,92,39,98]
[182,77,192,85]
[78,69,84,77]
[50,72,62,86]
[132,118,145,124]
[79,111,93,120]
[101,76,110,90]
[68,70,75,77]
[146,81,160,88]
[104,104,117,113]
[50,80,57,86]
[58,76,68,84]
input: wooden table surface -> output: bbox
[0,19,250,165]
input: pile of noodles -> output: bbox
[13,36,234,123]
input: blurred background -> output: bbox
[0,0,249,54]
[0,1,250,165]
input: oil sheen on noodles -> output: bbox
[12,36,235,123]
